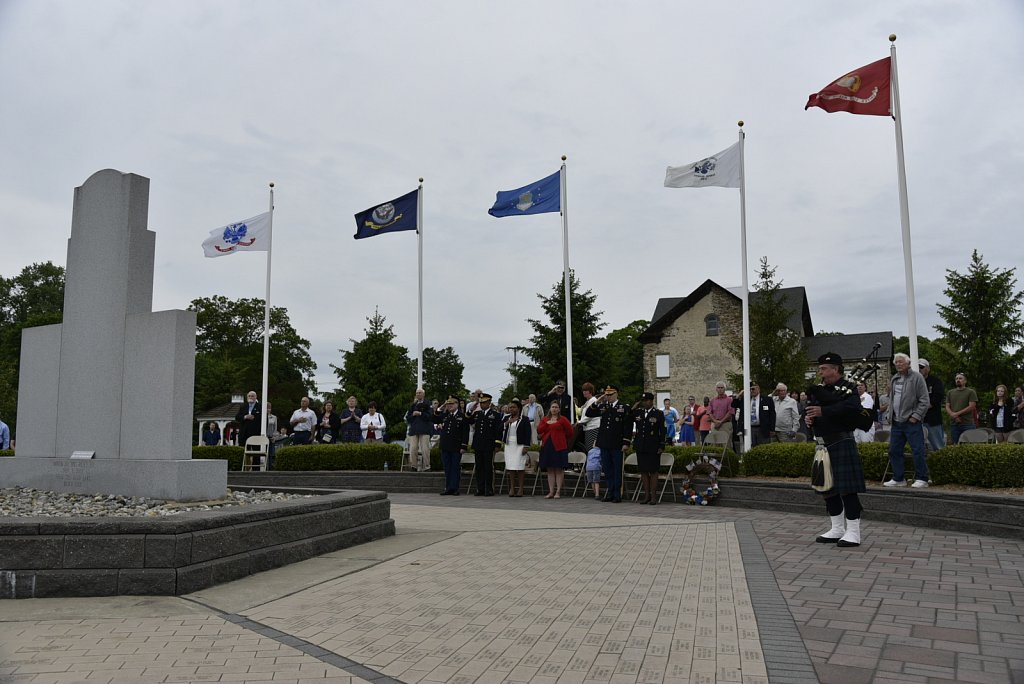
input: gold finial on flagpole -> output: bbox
[561,155,567,161]
[889,34,897,42]
[419,177,424,184]
[737,120,744,128]
[269,182,275,188]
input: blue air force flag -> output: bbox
[202,211,272,258]
[354,189,419,239]
[488,170,561,217]
[664,142,741,188]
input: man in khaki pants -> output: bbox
[405,388,434,471]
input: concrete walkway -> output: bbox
[1,493,1022,684]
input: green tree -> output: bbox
[599,320,648,402]
[725,257,807,390]
[0,262,66,433]
[331,309,415,439]
[515,271,606,397]
[422,346,467,402]
[189,296,317,420]
[934,250,1024,393]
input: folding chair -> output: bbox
[655,452,677,503]
[958,428,995,444]
[493,452,507,494]
[622,453,642,501]
[242,436,270,471]
[529,451,546,496]
[565,451,587,496]
[461,452,476,494]
[700,430,732,476]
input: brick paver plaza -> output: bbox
[2,493,1022,683]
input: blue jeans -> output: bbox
[950,421,975,445]
[600,448,624,500]
[889,420,929,482]
[925,422,945,452]
[441,450,461,493]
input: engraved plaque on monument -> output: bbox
[0,169,227,501]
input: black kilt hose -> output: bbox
[824,435,866,495]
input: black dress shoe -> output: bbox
[475,492,485,496]
[612,498,621,503]
[440,490,450,495]
[451,491,459,496]
[601,496,613,502]
[485,492,494,497]
[648,500,657,505]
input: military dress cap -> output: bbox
[603,385,619,395]
[556,380,566,387]
[445,395,459,404]
[817,352,844,366]
[479,393,493,401]
[641,391,655,401]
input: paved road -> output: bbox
[1,493,1022,683]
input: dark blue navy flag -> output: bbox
[488,170,561,217]
[354,189,419,239]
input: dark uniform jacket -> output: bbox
[468,407,504,453]
[632,406,666,453]
[405,400,434,436]
[585,400,633,450]
[433,409,469,452]
[809,379,862,438]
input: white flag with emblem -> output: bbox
[664,141,741,189]
[202,211,272,258]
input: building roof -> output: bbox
[640,279,813,343]
[195,401,244,421]
[803,332,893,365]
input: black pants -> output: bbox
[475,449,494,493]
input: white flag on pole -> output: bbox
[664,141,741,188]
[202,212,272,258]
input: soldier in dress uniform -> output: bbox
[632,391,666,505]
[467,392,503,496]
[434,396,469,496]
[585,385,634,503]
[805,352,868,547]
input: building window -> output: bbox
[705,314,719,336]
[655,354,670,378]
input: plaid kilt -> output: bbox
[826,437,866,495]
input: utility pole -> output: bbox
[506,346,527,395]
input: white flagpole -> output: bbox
[560,156,575,423]
[417,178,424,388]
[890,34,919,365]
[738,122,751,455]
[260,183,274,439]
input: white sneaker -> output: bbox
[911,479,929,488]
[883,479,907,487]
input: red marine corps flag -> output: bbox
[805,56,891,116]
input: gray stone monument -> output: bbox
[0,169,227,501]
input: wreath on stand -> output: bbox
[680,454,722,505]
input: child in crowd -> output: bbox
[679,405,696,446]
[586,447,603,499]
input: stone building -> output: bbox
[638,279,892,404]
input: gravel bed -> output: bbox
[0,487,315,518]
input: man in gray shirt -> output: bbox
[883,353,932,488]
[773,383,801,441]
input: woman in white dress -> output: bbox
[502,399,532,497]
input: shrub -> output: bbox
[275,443,403,471]
[929,444,1024,487]
[741,441,909,480]
[192,445,244,471]
[0,449,13,457]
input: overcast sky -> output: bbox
[2,0,1022,398]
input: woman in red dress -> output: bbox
[537,402,575,498]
